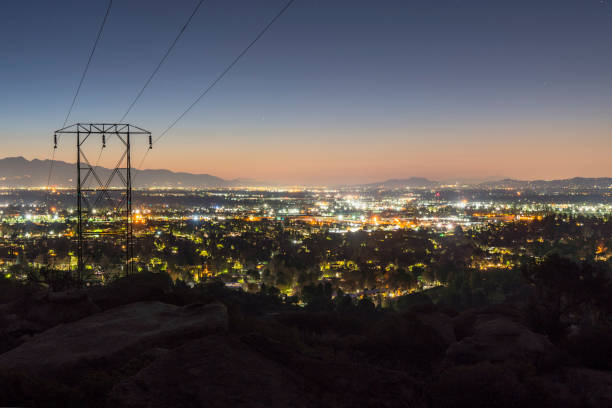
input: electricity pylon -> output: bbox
[54,123,152,285]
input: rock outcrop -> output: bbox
[110,333,426,408]
[25,290,101,328]
[89,272,173,310]
[0,301,227,380]
[562,367,612,408]
[0,274,609,408]
[110,335,313,408]
[416,311,456,345]
[446,314,559,368]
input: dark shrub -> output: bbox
[395,292,433,311]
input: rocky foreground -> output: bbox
[0,273,611,407]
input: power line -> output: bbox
[46,0,113,207]
[134,0,295,177]
[43,147,57,207]
[154,0,296,145]
[119,0,207,123]
[134,0,295,178]
[46,148,56,187]
[62,0,113,128]
[86,1,206,194]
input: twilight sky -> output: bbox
[1,0,611,185]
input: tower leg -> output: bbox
[126,126,132,275]
[76,128,83,287]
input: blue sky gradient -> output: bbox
[1,0,611,184]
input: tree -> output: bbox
[522,254,611,340]
[301,282,333,311]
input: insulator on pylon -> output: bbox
[149,135,153,149]
[102,134,106,148]
[54,134,57,149]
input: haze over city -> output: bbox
[1,0,611,184]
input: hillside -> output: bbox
[0,263,610,407]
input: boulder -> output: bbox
[416,312,456,345]
[0,313,45,353]
[89,272,173,310]
[241,333,425,407]
[0,290,100,354]
[452,304,523,341]
[428,362,531,408]
[0,301,228,381]
[563,367,612,408]
[446,316,558,368]
[452,309,479,340]
[110,333,425,408]
[25,290,101,328]
[520,367,612,408]
[110,335,313,408]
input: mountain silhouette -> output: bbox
[364,176,612,190]
[364,177,439,188]
[0,157,238,188]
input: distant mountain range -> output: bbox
[364,177,439,188]
[477,178,612,190]
[364,177,612,190]
[2,157,612,189]
[0,157,251,188]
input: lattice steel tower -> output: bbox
[54,123,152,284]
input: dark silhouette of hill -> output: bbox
[364,177,439,188]
[478,177,612,190]
[3,157,612,189]
[0,156,250,188]
[364,176,612,190]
